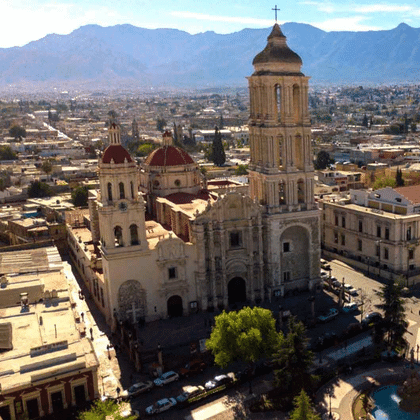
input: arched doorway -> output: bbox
[228,277,246,305]
[167,295,183,317]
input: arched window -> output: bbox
[130,181,134,199]
[297,179,305,204]
[119,182,125,199]
[107,183,113,202]
[293,84,300,123]
[130,224,139,245]
[114,226,123,247]
[275,85,281,122]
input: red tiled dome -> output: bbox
[102,145,133,164]
[144,146,194,167]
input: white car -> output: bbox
[153,371,179,387]
[317,308,339,323]
[120,381,153,399]
[342,302,358,312]
[204,374,234,390]
[145,398,177,415]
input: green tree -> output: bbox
[375,278,408,350]
[273,316,315,394]
[372,176,396,190]
[211,126,226,166]
[314,150,333,170]
[206,306,280,368]
[136,143,157,157]
[78,399,136,420]
[41,159,53,179]
[289,389,321,420]
[0,145,17,160]
[72,186,89,207]
[9,124,26,139]
[235,164,248,175]
[27,181,52,198]
[395,168,405,187]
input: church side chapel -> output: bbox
[69,23,321,330]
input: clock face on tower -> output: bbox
[119,201,128,212]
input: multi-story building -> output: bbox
[321,185,420,284]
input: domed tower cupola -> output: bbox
[162,130,173,146]
[108,122,122,145]
[253,23,303,75]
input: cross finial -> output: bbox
[272,5,280,22]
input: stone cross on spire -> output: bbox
[272,5,280,22]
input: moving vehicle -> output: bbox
[204,374,234,390]
[362,312,383,326]
[120,381,153,399]
[153,371,179,387]
[317,308,339,323]
[145,398,177,415]
[175,385,205,403]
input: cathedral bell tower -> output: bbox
[98,123,147,255]
[248,23,315,212]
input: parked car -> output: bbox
[343,322,363,339]
[331,277,341,288]
[320,270,329,280]
[120,381,153,399]
[146,398,177,415]
[342,302,358,313]
[204,374,234,390]
[320,259,330,270]
[153,371,179,387]
[361,312,383,327]
[179,359,206,377]
[175,385,205,403]
[317,308,339,323]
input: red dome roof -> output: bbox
[144,145,194,167]
[102,145,133,164]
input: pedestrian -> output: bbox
[81,312,84,322]
[90,327,93,340]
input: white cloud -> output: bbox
[354,4,413,13]
[171,11,273,26]
[312,16,382,32]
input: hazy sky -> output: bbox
[2,0,419,48]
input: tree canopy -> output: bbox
[211,126,226,167]
[0,145,17,160]
[72,186,89,207]
[41,159,53,177]
[375,278,408,350]
[273,316,315,394]
[314,150,333,170]
[289,389,321,420]
[9,124,26,139]
[372,176,396,190]
[27,181,52,198]
[78,399,137,420]
[206,306,280,368]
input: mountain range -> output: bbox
[0,22,419,90]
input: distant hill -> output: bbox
[0,22,419,89]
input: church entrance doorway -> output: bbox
[167,295,183,317]
[228,277,246,305]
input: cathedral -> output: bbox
[72,23,321,330]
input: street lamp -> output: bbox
[327,386,334,419]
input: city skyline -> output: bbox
[2,0,420,49]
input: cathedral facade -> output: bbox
[72,24,321,330]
